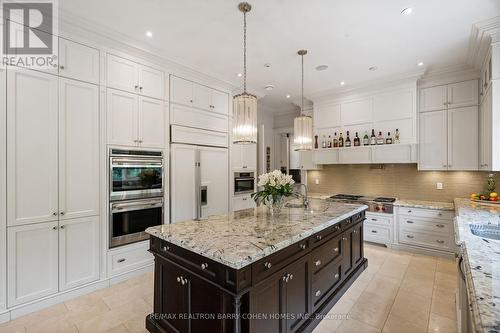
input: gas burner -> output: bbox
[329,194,363,201]
[373,197,396,203]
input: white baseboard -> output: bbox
[1,263,154,324]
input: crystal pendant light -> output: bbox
[293,50,313,151]
[233,2,257,144]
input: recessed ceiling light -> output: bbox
[417,61,424,67]
[369,66,378,71]
[315,65,329,71]
[286,94,291,99]
[145,31,153,38]
[401,7,413,16]
[264,63,271,68]
[237,73,243,77]
[340,81,345,86]
[264,84,275,91]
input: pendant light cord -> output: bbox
[243,10,247,93]
[301,53,304,116]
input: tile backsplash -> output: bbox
[307,164,499,203]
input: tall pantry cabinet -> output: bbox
[5,40,101,307]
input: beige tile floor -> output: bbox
[0,244,458,333]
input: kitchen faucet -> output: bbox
[296,183,309,208]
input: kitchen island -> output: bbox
[145,199,367,333]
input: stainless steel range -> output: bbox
[328,194,396,214]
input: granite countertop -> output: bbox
[146,198,367,270]
[454,198,500,333]
[394,199,455,211]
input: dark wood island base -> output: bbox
[146,210,366,333]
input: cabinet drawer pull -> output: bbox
[438,212,443,216]
[134,85,139,89]
[371,218,378,221]
[117,258,126,263]
[407,210,412,213]
[177,276,188,285]
[289,274,293,280]
[436,224,445,228]
[436,239,445,244]
[299,244,306,250]
[316,235,322,241]
[333,247,339,253]
[314,260,321,267]
[334,273,339,279]
[162,246,169,251]
[315,290,321,297]
[406,220,414,224]
[242,198,247,201]
[201,263,208,270]
[343,237,347,241]
[406,235,414,239]
[353,230,357,234]
[264,262,272,269]
[371,230,378,233]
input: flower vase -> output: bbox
[264,195,284,216]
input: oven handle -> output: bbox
[111,199,163,213]
[111,157,163,166]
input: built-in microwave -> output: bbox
[234,172,255,195]
[109,149,164,201]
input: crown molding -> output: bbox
[466,16,500,70]
[418,63,479,88]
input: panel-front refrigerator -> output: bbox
[170,143,229,223]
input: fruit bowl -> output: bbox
[470,198,500,205]
[470,192,498,205]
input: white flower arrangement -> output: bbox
[252,170,298,205]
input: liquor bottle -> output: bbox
[322,135,327,148]
[333,132,339,148]
[327,135,332,148]
[370,129,376,145]
[376,131,384,145]
[338,132,344,147]
[363,131,369,146]
[354,132,360,146]
[314,135,319,149]
[394,129,401,144]
[345,131,352,147]
[386,132,393,144]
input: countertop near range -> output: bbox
[146,199,367,270]
[394,199,455,211]
[454,198,500,333]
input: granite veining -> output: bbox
[394,199,455,211]
[454,198,500,333]
[146,199,367,270]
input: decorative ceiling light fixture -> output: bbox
[293,49,313,151]
[233,2,257,144]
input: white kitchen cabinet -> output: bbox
[447,106,478,170]
[138,97,165,148]
[58,38,99,84]
[372,144,417,164]
[419,110,448,170]
[107,88,165,148]
[107,88,138,146]
[0,68,6,311]
[106,54,164,100]
[170,103,228,133]
[373,89,414,121]
[59,79,100,220]
[339,147,372,164]
[312,149,339,165]
[171,144,228,223]
[232,143,257,170]
[108,240,153,277]
[233,194,255,211]
[7,69,59,226]
[211,89,230,115]
[59,216,99,291]
[193,83,212,111]
[313,103,341,129]
[448,81,478,109]
[7,221,59,306]
[479,88,493,170]
[170,76,193,106]
[420,85,448,112]
[171,125,228,148]
[341,99,372,125]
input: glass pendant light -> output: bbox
[233,2,257,144]
[293,50,313,151]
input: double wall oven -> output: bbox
[109,149,164,248]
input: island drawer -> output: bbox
[252,239,309,284]
[399,215,453,234]
[310,234,342,274]
[398,207,454,220]
[399,228,453,251]
[312,259,342,310]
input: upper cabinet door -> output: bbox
[231,144,243,170]
[193,83,211,111]
[138,65,165,100]
[418,110,447,170]
[447,80,478,109]
[447,106,478,171]
[170,76,193,106]
[106,54,139,93]
[314,103,341,129]
[58,38,99,84]
[7,221,59,307]
[7,69,59,226]
[59,216,100,291]
[59,79,100,220]
[241,144,257,170]
[138,97,165,148]
[341,99,372,125]
[211,89,229,115]
[420,85,447,112]
[107,88,139,146]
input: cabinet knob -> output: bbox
[334,273,339,279]
[353,230,357,234]
[59,65,65,70]
[333,247,339,252]
[406,235,414,239]
[314,260,321,267]
[52,212,57,216]
[299,244,306,250]
[190,99,193,103]
[443,165,448,168]
[162,246,169,251]
[264,262,272,269]
[139,87,143,91]
[436,239,445,244]
[60,225,65,229]
[315,290,321,297]
[52,226,57,230]
[60,212,65,215]
[342,237,347,241]
[436,224,445,228]
[201,263,208,270]
[134,85,139,89]
[316,235,322,241]
[289,274,293,280]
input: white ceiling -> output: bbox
[60,0,500,112]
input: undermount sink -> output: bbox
[469,223,500,240]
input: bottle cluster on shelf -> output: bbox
[314,129,401,149]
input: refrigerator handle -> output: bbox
[195,149,201,220]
